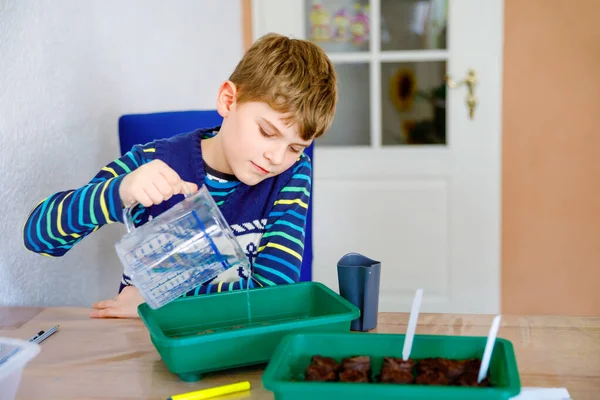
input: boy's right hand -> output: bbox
[119,159,198,208]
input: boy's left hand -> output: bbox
[90,286,145,319]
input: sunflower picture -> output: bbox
[390,67,417,113]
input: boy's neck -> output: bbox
[201,133,234,176]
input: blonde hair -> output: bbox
[229,33,337,141]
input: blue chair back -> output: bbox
[118,110,313,282]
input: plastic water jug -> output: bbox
[114,185,249,309]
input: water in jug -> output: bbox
[114,185,250,309]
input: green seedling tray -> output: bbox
[138,281,360,381]
[262,332,521,400]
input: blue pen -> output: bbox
[28,325,59,344]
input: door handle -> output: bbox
[446,69,477,119]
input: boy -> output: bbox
[22,33,337,318]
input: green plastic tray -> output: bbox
[262,332,521,400]
[138,281,360,381]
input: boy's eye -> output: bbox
[259,127,275,138]
[289,146,302,154]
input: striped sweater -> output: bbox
[22,128,311,295]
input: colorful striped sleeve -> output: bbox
[252,153,311,287]
[181,153,312,296]
[22,142,156,257]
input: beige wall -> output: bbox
[241,0,253,52]
[502,0,600,316]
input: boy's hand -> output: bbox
[90,286,145,319]
[119,159,198,208]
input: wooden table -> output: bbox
[1,307,599,399]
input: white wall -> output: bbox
[0,0,243,306]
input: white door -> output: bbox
[252,0,503,314]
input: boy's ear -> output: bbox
[216,80,237,117]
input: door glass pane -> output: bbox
[317,63,370,147]
[305,0,370,53]
[381,0,448,51]
[381,61,446,145]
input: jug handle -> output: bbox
[122,201,141,234]
[121,191,196,234]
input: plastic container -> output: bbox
[262,332,521,400]
[115,185,250,309]
[0,337,41,400]
[337,252,381,331]
[138,281,360,382]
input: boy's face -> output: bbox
[218,84,312,186]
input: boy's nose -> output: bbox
[265,146,286,165]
